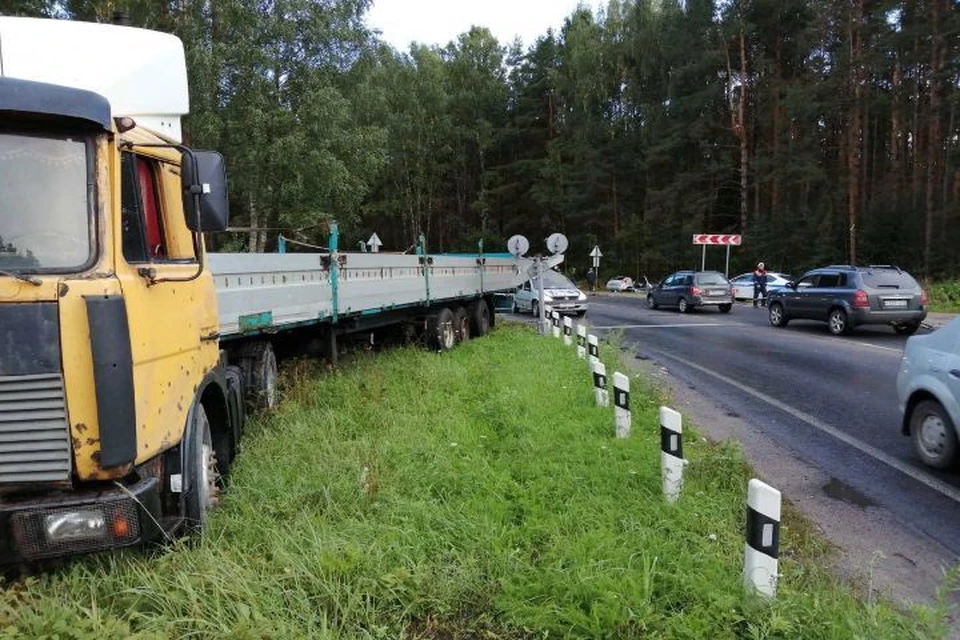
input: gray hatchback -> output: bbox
[647,270,733,313]
[767,265,927,335]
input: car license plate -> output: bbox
[884,299,908,309]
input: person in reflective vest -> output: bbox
[752,262,768,308]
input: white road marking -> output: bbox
[842,340,902,354]
[657,350,960,504]
[594,323,729,330]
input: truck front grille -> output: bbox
[0,374,72,484]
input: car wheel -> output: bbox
[647,295,658,310]
[894,322,921,336]
[768,303,789,327]
[719,304,732,313]
[678,297,689,314]
[910,399,958,469]
[828,308,850,335]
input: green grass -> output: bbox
[928,281,960,313]
[0,324,953,638]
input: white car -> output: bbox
[897,317,960,469]
[513,270,588,317]
[606,276,634,292]
[729,272,793,302]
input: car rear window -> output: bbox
[859,269,919,290]
[696,273,728,285]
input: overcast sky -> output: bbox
[366,0,598,51]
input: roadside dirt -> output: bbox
[630,352,960,622]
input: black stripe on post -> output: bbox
[564,323,572,336]
[593,371,606,389]
[577,334,586,347]
[614,387,630,411]
[588,343,599,358]
[660,425,683,458]
[745,507,781,559]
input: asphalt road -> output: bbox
[574,294,960,558]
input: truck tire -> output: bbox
[470,299,491,337]
[184,404,221,531]
[235,341,278,410]
[453,306,471,342]
[427,308,457,351]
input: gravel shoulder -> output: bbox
[629,351,959,620]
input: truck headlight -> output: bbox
[45,510,107,543]
[578,292,587,301]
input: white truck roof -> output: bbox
[0,17,189,143]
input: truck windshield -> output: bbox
[0,132,93,271]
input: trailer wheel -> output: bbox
[470,299,491,337]
[236,341,278,410]
[184,404,221,531]
[453,306,471,342]
[427,308,457,351]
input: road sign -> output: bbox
[590,245,603,258]
[692,234,741,246]
[367,232,383,252]
[507,234,530,257]
[546,233,568,255]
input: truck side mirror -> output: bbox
[181,149,229,232]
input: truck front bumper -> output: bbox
[0,476,164,565]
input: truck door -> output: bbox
[114,149,219,464]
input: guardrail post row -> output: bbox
[592,361,608,407]
[587,334,599,369]
[576,324,587,359]
[743,478,782,598]
[563,316,573,346]
[613,372,631,438]
[552,311,561,339]
[659,406,685,502]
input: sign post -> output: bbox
[692,234,742,277]
[589,245,602,291]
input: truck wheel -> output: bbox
[236,341,278,410]
[470,299,491,337]
[184,404,221,531]
[453,306,471,342]
[428,308,457,351]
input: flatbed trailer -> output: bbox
[211,233,522,341]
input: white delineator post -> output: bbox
[551,310,561,338]
[587,334,599,369]
[592,361,608,407]
[563,316,573,346]
[659,406,684,502]
[743,479,781,598]
[613,372,631,438]
[576,324,587,359]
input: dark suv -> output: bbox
[647,270,733,313]
[767,265,927,335]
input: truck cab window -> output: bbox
[121,152,167,263]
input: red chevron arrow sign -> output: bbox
[692,234,742,246]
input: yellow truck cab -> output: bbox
[0,16,240,565]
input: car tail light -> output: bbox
[920,289,929,305]
[853,289,869,307]
[692,286,703,296]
